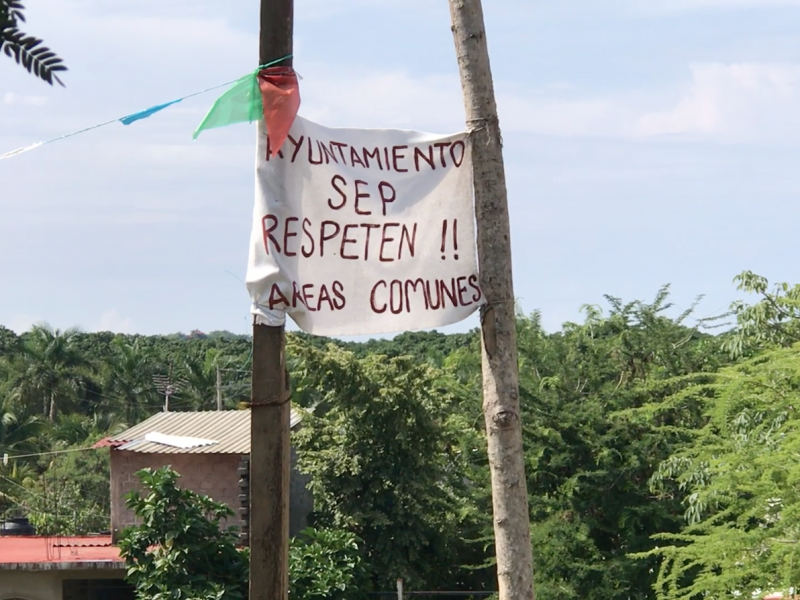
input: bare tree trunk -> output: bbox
[448,2,535,600]
[250,324,290,600]
[249,1,293,599]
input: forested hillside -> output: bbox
[1,271,798,599]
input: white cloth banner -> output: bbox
[246,116,483,336]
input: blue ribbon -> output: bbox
[0,53,294,161]
[119,99,183,125]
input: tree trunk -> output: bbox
[250,2,294,599]
[448,2,535,600]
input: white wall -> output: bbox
[0,569,125,600]
[0,571,60,600]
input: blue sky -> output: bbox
[2,0,799,338]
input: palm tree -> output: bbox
[182,351,217,410]
[102,338,160,423]
[50,412,126,447]
[182,349,241,411]
[6,324,93,421]
[0,400,43,458]
[0,396,44,513]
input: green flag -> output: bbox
[193,72,262,140]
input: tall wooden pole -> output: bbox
[250,1,293,599]
[447,2,535,600]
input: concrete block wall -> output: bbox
[110,451,241,541]
[110,449,314,543]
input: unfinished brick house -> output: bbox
[97,409,311,542]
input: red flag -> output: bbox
[258,66,300,158]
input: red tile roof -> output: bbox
[0,536,122,566]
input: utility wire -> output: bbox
[4,446,96,460]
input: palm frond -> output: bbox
[0,0,67,86]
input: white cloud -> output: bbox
[3,92,48,106]
[16,1,797,151]
[498,63,800,143]
[294,62,800,145]
[8,314,43,334]
[300,68,465,132]
[636,63,800,142]
[6,1,799,147]
[500,92,631,138]
[501,63,800,143]
[301,0,430,19]
[96,309,133,333]
[630,0,800,12]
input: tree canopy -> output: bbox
[1,272,797,599]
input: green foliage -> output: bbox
[24,431,114,534]
[289,527,369,600]
[100,339,161,423]
[0,416,114,535]
[347,330,477,366]
[636,345,800,600]
[0,403,44,458]
[4,324,94,421]
[118,466,248,600]
[0,0,66,85]
[289,338,485,590]
[26,477,108,535]
[0,325,257,535]
[0,326,20,356]
[50,411,125,446]
[724,270,800,358]
[182,348,249,411]
[511,289,727,600]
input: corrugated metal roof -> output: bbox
[106,409,302,454]
[0,536,121,567]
